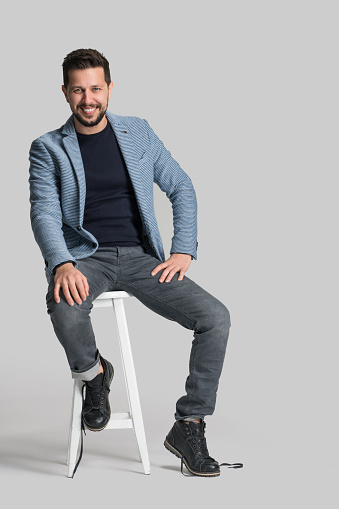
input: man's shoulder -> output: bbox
[31,124,66,150]
[106,111,148,130]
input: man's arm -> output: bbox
[144,120,198,260]
[29,138,76,270]
[29,138,88,304]
[143,120,198,282]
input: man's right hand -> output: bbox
[54,263,89,306]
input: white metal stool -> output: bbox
[66,291,150,477]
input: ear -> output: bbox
[108,81,113,100]
[62,85,69,103]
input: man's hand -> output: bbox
[54,263,89,306]
[151,253,192,283]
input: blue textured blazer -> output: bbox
[29,111,198,282]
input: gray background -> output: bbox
[0,0,337,507]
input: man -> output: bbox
[29,48,237,477]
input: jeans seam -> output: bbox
[117,280,198,326]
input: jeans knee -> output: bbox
[196,299,230,334]
[214,301,231,330]
[46,295,90,333]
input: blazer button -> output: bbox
[77,226,81,231]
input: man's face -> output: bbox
[62,67,113,131]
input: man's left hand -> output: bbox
[151,253,192,283]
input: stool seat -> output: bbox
[93,291,131,305]
[66,291,150,477]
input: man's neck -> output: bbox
[73,115,108,135]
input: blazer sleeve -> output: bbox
[29,138,76,274]
[144,120,198,260]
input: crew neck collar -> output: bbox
[76,118,111,137]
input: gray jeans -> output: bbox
[46,246,230,421]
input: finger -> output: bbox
[76,279,88,301]
[151,263,166,276]
[80,274,89,296]
[69,281,83,305]
[178,269,186,281]
[165,268,179,283]
[62,283,74,306]
[159,267,172,283]
[84,278,89,296]
[54,281,61,303]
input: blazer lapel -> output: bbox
[106,113,146,219]
[62,116,86,225]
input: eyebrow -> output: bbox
[70,84,104,89]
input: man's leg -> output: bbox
[117,247,230,420]
[46,249,118,380]
[46,248,118,430]
[117,246,230,476]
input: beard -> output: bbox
[73,104,107,128]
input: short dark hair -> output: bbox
[62,48,111,88]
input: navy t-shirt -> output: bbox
[76,122,143,247]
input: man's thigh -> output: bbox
[46,248,120,308]
[118,250,229,331]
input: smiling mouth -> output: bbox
[79,106,99,115]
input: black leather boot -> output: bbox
[82,356,114,431]
[164,420,220,476]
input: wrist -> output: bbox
[172,252,193,260]
[54,260,75,275]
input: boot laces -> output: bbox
[84,381,110,412]
[180,422,214,476]
[190,435,211,458]
[180,422,243,476]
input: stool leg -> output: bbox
[67,379,83,477]
[113,298,151,475]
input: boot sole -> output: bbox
[83,362,114,432]
[164,439,220,477]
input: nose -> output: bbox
[82,89,93,105]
